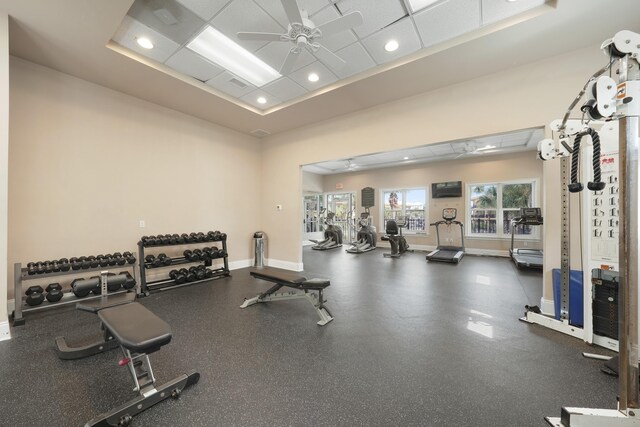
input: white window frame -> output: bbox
[379,187,429,235]
[466,179,540,240]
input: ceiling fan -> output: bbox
[454,142,497,159]
[237,0,363,74]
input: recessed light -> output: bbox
[308,73,319,82]
[385,40,399,52]
[136,37,154,49]
[257,96,267,104]
[403,156,409,160]
[506,0,518,2]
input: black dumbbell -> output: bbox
[195,267,206,280]
[26,262,37,275]
[42,261,53,274]
[51,260,61,272]
[59,258,70,271]
[193,249,203,260]
[141,236,149,246]
[78,256,90,269]
[186,268,197,282]
[206,231,215,241]
[25,285,45,306]
[69,257,80,270]
[146,235,157,246]
[106,254,117,266]
[45,283,64,303]
[218,249,227,258]
[219,232,227,241]
[122,252,136,264]
[119,272,136,290]
[87,256,98,268]
[187,232,197,243]
[205,268,214,278]
[160,253,172,266]
[152,255,163,267]
[180,233,190,243]
[114,253,126,266]
[169,269,187,285]
[182,250,195,262]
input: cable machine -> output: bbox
[522,30,639,426]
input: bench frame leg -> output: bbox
[240,285,334,326]
[55,327,118,360]
[84,370,200,427]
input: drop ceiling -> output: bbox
[112,0,549,112]
[2,0,640,135]
[303,127,543,174]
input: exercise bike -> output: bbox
[382,217,410,258]
[310,211,343,251]
[346,210,377,253]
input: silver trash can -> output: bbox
[253,231,266,268]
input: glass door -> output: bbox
[303,194,324,242]
[326,192,356,243]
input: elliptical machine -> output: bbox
[346,210,377,253]
[310,211,343,251]
[382,217,410,258]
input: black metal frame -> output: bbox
[137,234,230,294]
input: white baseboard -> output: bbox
[228,259,252,270]
[0,321,11,342]
[540,297,555,316]
[266,259,304,271]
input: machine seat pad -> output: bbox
[98,303,172,353]
[300,278,330,290]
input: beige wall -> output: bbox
[321,151,542,252]
[1,14,9,325]
[261,43,605,297]
[7,58,261,299]
[302,171,323,194]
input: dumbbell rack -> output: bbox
[137,235,230,295]
[11,260,140,326]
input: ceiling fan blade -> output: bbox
[310,44,346,72]
[316,11,363,36]
[280,48,300,74]
[237,32,284,42]
[281,0,303,24]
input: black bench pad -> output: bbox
[250,268,330,289]
[98,303,172,353]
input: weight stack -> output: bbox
[591,268,619,340]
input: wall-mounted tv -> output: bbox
[432,181,462,198]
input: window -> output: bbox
[467,180,538,238]
[381,188,428,234]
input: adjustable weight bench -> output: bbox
[54,272,200,427]
[240,267,334,326]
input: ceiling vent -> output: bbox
[152,8,178,25]
[251,129,271,138]
[229,77,248,88]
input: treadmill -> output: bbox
[510,207,543,269]
[426,208,465,264]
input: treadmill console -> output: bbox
[442,208,457,221]
[516,208,543,225]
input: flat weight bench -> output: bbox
[54,272,200,427]
[240,267,334,326]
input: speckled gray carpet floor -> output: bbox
[0,248,618,426]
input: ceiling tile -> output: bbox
[481,0,546,26]
[206,71,256,97]
[362,18,421,65]
[255,41,316,74]
[288,61,338,91]
[113,16,181,63]
[262,77,308,102]
[413,0,480,49]
[240,89,282,109]
[334,42,376,78]
[176,0,232,21]
[336,0,408,39]
[165,48,224,82]
[310,7,357,52]
[127,0,206,44]
[255,0,332,28]
[211,0,285,52]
